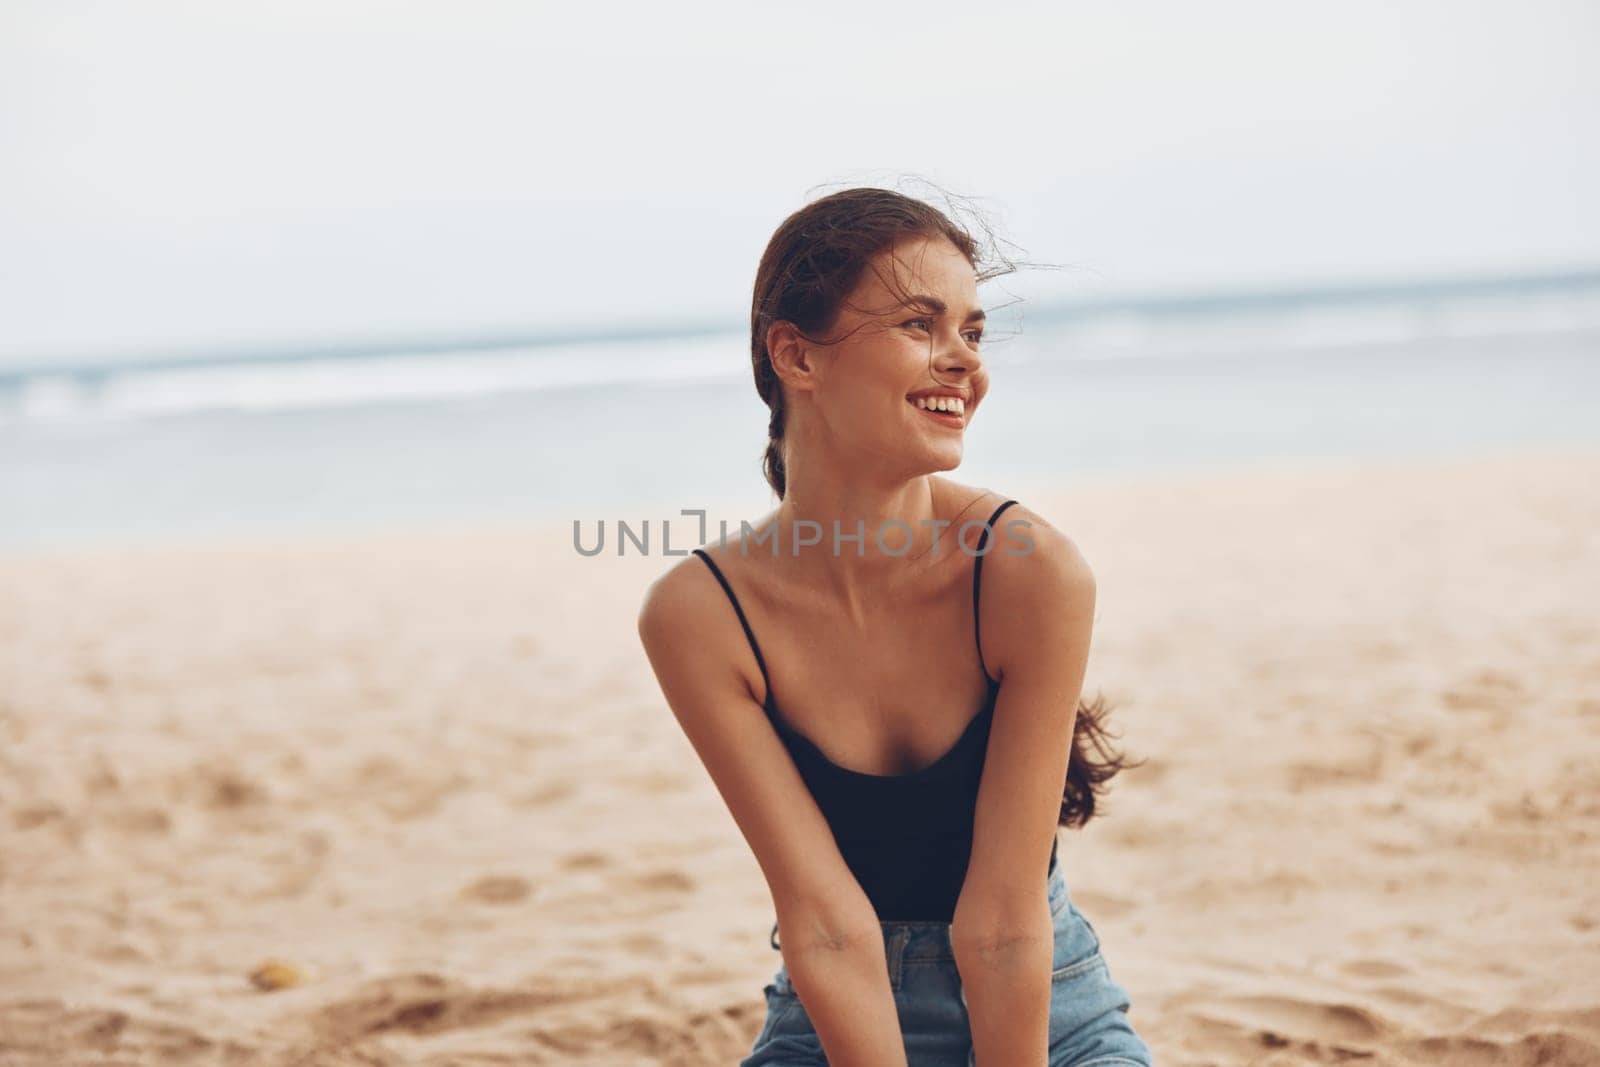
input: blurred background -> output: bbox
[3,1,1595,550]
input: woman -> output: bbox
[637,186,1152,1066]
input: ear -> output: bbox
[766,321,821,393]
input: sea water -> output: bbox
[2,273,1597,552]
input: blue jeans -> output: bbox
[741,855,1152,1066]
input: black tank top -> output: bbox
[691,498,1059,922]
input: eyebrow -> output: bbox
[903,294,986,323]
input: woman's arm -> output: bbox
[637,558,909,1066]
[949,514,1097,1065]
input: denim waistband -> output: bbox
[768,847,1066,957]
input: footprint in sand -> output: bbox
[202,766,270,809]
[560,850,612,872]
[517,779,579,807]
[109,805,173,834]
[316,972,543,1037]
[1439,668,1525,714]
[1408,1031,1600,1066]
[12,802,65,831]
[1339,957,1412,979]
[620,932,668,953]
[459,875,534,904]
[1103,816,1186,849]
[621,769,694,794]
[1182,992,1393,1060]
[622,868,696,893]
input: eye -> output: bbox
[902,317,983,345]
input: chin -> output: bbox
[916,444,964,474]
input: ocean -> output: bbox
[2,270,1597,552]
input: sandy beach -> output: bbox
[2,445,1597,1066]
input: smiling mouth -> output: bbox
[908,394,966,428]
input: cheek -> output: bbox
[818,340,930,439]
[822,389,915,454]
[835,350,918,412]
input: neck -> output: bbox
[772,461,950,618]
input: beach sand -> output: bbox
[2,446,1597,1065]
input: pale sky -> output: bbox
[1,0,1595,363]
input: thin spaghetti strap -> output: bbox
[972,498,1020,686]
[690,548,775,700]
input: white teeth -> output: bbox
[912,396,964,414]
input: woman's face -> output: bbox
[805,236,990,480]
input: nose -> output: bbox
[929,322,983,384]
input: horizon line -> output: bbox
[3,261,1597,383]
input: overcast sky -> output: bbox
[1,1,1595,363]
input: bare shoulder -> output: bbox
[636,546,769,709]
[636,504,783,623]
[974,498,1097,682]
[635,551,731,669]
[635,550,712,633]
[985,499,1093,581]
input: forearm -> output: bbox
[953,914,1054,1066]
[783,927,908,1066]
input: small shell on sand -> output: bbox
[249,959,310,991]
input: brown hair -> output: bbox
[750,182,1010,500]
[747,178,1141,828]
